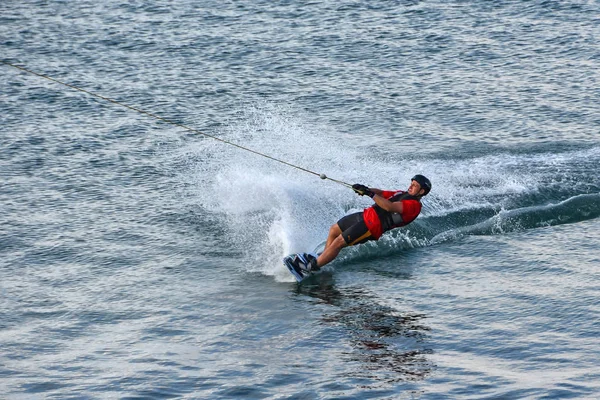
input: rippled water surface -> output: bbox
[1,1,599,399]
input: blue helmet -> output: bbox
[411,175,431,196]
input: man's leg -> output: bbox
[315,212,373,269]
[324,212,362,251]
[324,223,342,251]
[316,234,347,268]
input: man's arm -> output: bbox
[370,192,403,213]
[368,188,399,197]
[363,187,403,213]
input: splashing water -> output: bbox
[173,106,600,280]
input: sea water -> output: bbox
[1,1,599,398]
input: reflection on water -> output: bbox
[296,275,433,386]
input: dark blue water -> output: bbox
[2,1,599,398]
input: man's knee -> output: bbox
[331,234,348,249]
[329,223,342,236]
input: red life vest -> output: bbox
[362,191,422,239]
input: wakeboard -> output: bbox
[283,253,318,282]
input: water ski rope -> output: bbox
[1,60,353,189]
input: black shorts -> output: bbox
[337,212,375,246]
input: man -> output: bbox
[291,175,431,276]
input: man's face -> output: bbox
[408,180,423,196]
